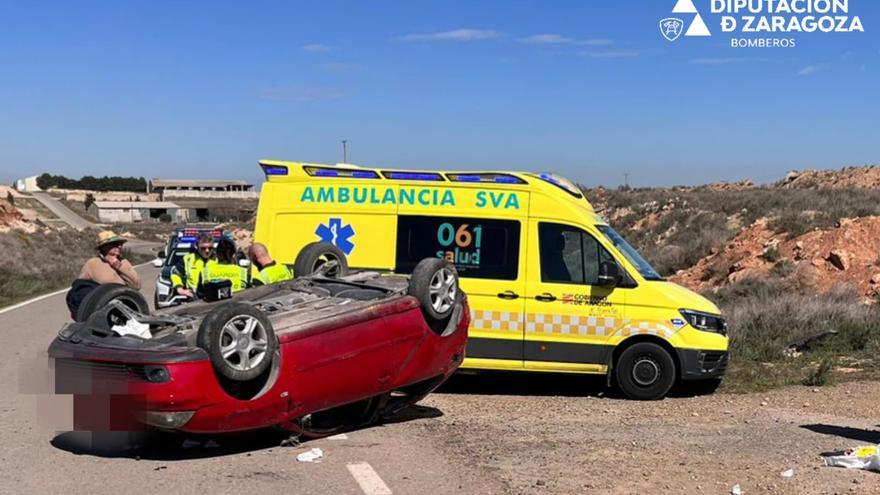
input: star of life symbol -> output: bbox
[316,217,355,255]
[661,0,711,41]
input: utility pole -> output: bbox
[623,172,630,189]
[342,140,348,164]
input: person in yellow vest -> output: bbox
[170,232,214,299]
[202,237,249,292]
[247,242,293,286]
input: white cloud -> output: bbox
[400,29,499,42]
[302,44,330,53]
[585,50,639,59]
[257,86,344,102]
[520,34,574,44]
[797,64,825,76]
[576,38,613,46]
[520,33,612,46]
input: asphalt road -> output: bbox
[4,265,880,494]
[0,264,502,495]
[31,192,96,230]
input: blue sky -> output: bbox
[0,1,877,188]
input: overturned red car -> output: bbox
[49,249,467,436]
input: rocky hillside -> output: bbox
[589,164,880,303]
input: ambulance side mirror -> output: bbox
[597,261,621,287]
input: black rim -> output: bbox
[631,354,662,387]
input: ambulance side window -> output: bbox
[539,223,613,285]
[396,215,520,280]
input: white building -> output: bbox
[15,176,41,192]
[88,201,185,223]
[148,179,257,200]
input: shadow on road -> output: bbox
[436,370,719,400]
[801,423,880,445]
[436,371,615,398]
[50,404,444,461]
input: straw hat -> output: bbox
[95,230,128,249]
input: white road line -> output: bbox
[0,261,155,315]
[347,462,392,495]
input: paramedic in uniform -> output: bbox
[247,242,293,285]
[171,232,214,298]
[202,237,249,292]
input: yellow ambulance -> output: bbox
[253,160,729,399]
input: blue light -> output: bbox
[454,175,481,182]
[314,169,339,177]
[262,165,288,176]
[385,172,443,181]
[352,171,379,179]
[494,176,522,184]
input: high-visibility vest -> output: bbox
[258,262,293,285]
[203,260,248,292]
[170,253,209,291]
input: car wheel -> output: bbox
[408,258,460,322]
[197,303,277,382]
[76,283,149,323]
[293,242,349,278]
[615,342,676,400]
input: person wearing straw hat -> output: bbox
[77,230,142,290]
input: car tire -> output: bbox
[197,303,277,382]
[76,283,149,323]
[408,258,460,322]
[615,342,676,400]
[293,242,349,278]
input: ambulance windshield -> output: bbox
[597,225,663,281]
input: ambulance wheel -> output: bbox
[408,258,460,322]
[294,242,349,278]
[76,283,149,323]
[197,303,277,382]
[615,342,676,400]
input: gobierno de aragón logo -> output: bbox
[661,0,865,48]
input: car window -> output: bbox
[539,222,614,285]
[396,215,520,280]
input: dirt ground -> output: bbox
[410,373,880,494]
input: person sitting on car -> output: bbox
[78,230,142,289]
[170,232,214,299]
[67,230,143,319]
[202,237,249,293]
[247,242,293,286]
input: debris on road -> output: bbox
[731,483,743,494]
[781,468,794,478]
[296,447,324,463]
[824,445,880,472]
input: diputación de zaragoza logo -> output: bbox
[662,0,864,48]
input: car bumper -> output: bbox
[677,349,729,380]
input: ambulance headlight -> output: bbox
[679,309,727,336]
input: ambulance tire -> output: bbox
[294,242,349,278]
[615,342,676,401]
[408,258,461,323]
[197,303,278,382]
[76,283,150,323]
